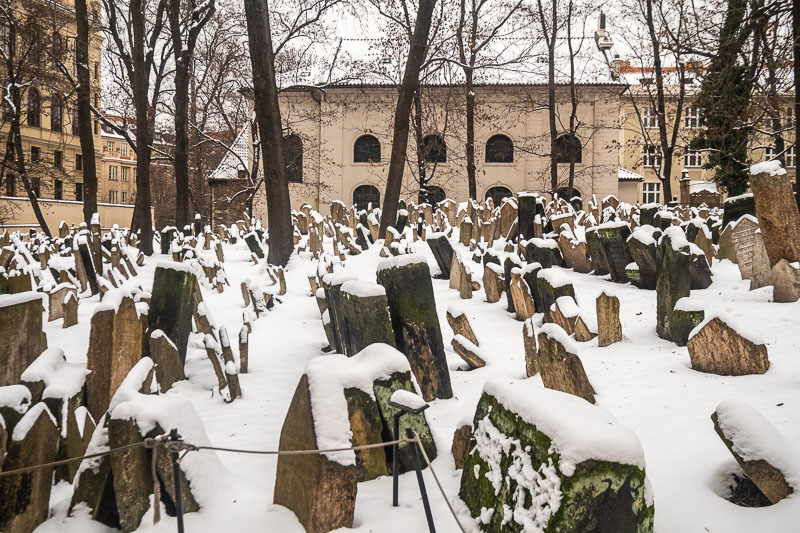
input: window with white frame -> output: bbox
[643,108,658,128]
[643,182,661,203]
[765,146,775,160]
[643,145,662,167]
[108,190,118,203]
[684,106,701,128]
[121,166,129,181]
[121,143,128,157]
[684,148,702,167]
[108,165,118,180]
[787,146,796,168]
[106,140,114,152]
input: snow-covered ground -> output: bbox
[38,233,800,532]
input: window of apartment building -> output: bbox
[106,140,115,152]
[72,107,80,135]
[76,153,82,171]
[94,63,99,81]
[109,165,118,180]
[684,107,701,128]
[54,179,63,200]
[684,149,702,168]
[121,191,127,203]
[32,177,40,197]
[643,108,658,128]
[109,190,118,203]
[786,108,796,129]
[485,135,514,163]
[0,20,9,57]
[75,182,83,202]
[643,145,662,167]
[5,173,15,196]
[643,182,661,203]
[121,166,129,181]
[28,88,41,127]
[788,146,796,168]
[54,150,63,169]
[285,135,303,183]
[31,146,40,162]
[94,120,99,135]
[120,143,129,157]
[51,94,63,133]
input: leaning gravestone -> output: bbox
[321,272,358,354]
[626,226,660,290]
[750,164,800,266]
[148,330,186,391]
[721,193,755,230]
[377,255,453,401]
[0,292,46,386]
[730,216,760,280]
[536,323,596,403]
[656,228,692,341]
[687,315,769,376]
[148,261,197,363]
[585,222,633,283]
[517,193,542,241]
[339,280,395,356]
[426,233,454,279]
[459,379,654,532]
[536,268,575,322]
[749,231,772,290]
[772,259,800,303]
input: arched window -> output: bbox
[354,134,381,163]
[421,134,446,163]
[51,94,62,132]
[420,185,446,205]
[28,88,40,127]
[555,134,582,164]
[485,186,513,206]
[353,184,380,211]
[555,186,582,200]
[485,134,513,163]
[285,134,303,183]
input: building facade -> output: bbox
[101,117,137,207]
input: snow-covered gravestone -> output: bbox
[338,280,395,356]
[596,290,622,347]
[0,292,46,386]
[274,344,437,532]
[730,216,760,280]
[585,221,633,283]
[426,232,454,279]
[749,161,800,267]
[376,255,453,401]
[148,329,186,391]
[459,379,654,532]
[712,399,798,504]
[687,313,769,376]
[536,323,596,403]
[321,271,358,354]
[656,228,693,341]
[670,297,705,347]
[536,268,575,322]
[525,237,563,269]
[147,261,198,364]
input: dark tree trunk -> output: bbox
[465,68,477,199]
[795,0,800,206]
[75,0,98,224]
[412,90,428,204]
[540,0,558,191]
[645,0,673,201]
[244,0,293,266]
[379,0,438,237]
[11,117,50,237]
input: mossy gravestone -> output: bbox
[377,255,452,401]
[148,262,198,364]
[656,229,692,341]
[275,345,437,532]
[626,227,660,290]
[339,280,395,356]
[670,298,704,347]
[459,380,654,532]
[536,268,575,321]
[585,222,633,283]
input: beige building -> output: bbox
[101,117,137,207]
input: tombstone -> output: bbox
[525,238,563,269]
[321,272,358,354]
[688,247,713,289]
[656,229,692,341]
[451,335,486,369]
[717,224,737,262]
[687,316,769,376]
[446,306,479,346]
[76,239,100,295]
[451,424,472,470]
[376,255,453,401]
[670,298,704,347]
[459,381,653,532]
[148,262,198,364]
[160,226,177,255]
[535,268,575,321]
[517,193,542,241]
[730,216,760,280]
[596,291,622,347]
[585,222,633,282]
[339,280,395,356]
[750,169,800,268]
[62,291,78,328]
[503,254,523,313]
[550,295,579,335]
[244,232,264,259]
[48,282,77,322]
[712,399,794,504]
[0,403,59,533]
[7,271,31,293]
[694,226,715,267]
[0,293,46,386]
[722,193,755,229]
[536,324,596,403]
[749,231,773,290]
[483,262,504,304]
[148,330,186,391]
[772,259,800,302]
[558,233,592,274]
[86,291,144,419]
[523,319,537,376]
[509,270,535,321]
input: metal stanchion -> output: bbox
[407,428,436,533]
[169,429,185,533]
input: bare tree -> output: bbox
[74,0,98,223]
[103,0,172,254]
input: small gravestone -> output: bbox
[148,330,186,391]
[694,226,715,266]
[7,271,31,293]
[446,306,479,346]
[148,262,197,364]
[451,423,472,470]
[627,227,659,289]
[772,259,800,302]
[558,232,592,274]
[503,254,523,313]
[0,293,46,386]
[536,268,575,322]
[536,324,596,403]
[712,399,794,504]
[451,335,486,369]
[517,193,542,241]
[525,238,563,269]
[689,247,713,289]
[731,216,760,280]
[321,272,357,354]
[656,229,692,341]
[687,315,769,376]
[377,255,452,401]
[749,231,772,290]
[722,193,755,229]
[586,222,633,283]
[459,380,653,532]
[670,298,704,347]
[339,280,395,356]
[483,262,504,303]
[426,233,454,278]
[523,319,537,376]
[596,291,622,347]
[0,403,59,533]
[48,282,77,322]
[509,270,535,321]
[551,295,579,335]
[62,291,78,328]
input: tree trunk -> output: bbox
[11,117,50,237]
[131,0,154,255]
[173,57,191,228]
[412,90,428,204]
[75,0,98,224]
[379,0,438,237]
[244,0,293,266]
[465,68,477,199]
[546,1,558,191]
[794,0,800,207]
[646,0,672,201]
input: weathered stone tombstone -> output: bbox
[48,282,77,322]
[535,267,575,321]
[0,293,46,386]
[459,380,654,532]
[750,165,800,267]
[376,255,453,401]
[772,259,800,302]
[687,315,769,375]
[148,330,186,392]
[339,280,395,356]
[749,230,773,290]
[585,222,633,282]
[536,323,596,403]
[451,335,486,369]
[483,262,504,303]
[446,305,479,346]
[525,237,563,269]
[670,297,704,347]
[596,290,622,347]
[147,262,198,364]
[730,216,760,280]
[656,228,692,341]
[63,291,78,328]
[509,269,535,321]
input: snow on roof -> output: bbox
[689,181,718,195]
[209,125,251,182]
[618,167,644,182]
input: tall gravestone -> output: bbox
[0,293,46,386]
[656,229,692,341]
[147,262,197,364]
